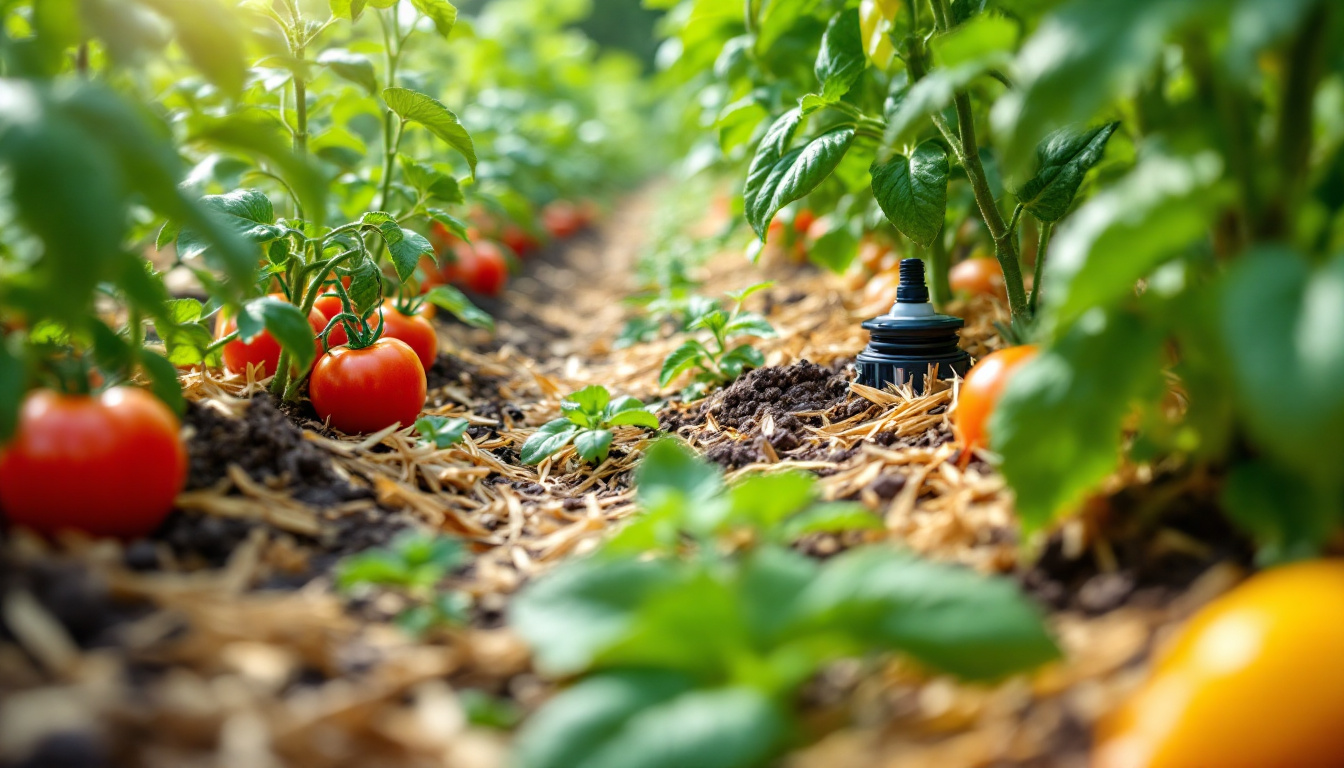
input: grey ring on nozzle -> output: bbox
[855,258,971,394]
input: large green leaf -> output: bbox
[317,49,378,94]
[409,0,457,38]
[746,127,855,240]
[1015,122,1118,222]
[871,141,949,248]
[510,557,681,675]
[361,211,433,281]
[234,296,317,373]
[796,547,1060,679]
[814,8,866,102]
[990,0,1207,168]
[177,189,284,259]
[188,109,329,227]
[1221,250,1344,490]
[1044,151,1225,330]
[575,428,616,464]
[383,87,476,175]
[743,109,804,238]
[993,308,1165,531]
[659,340,705,387]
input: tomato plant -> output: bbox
[1095,561,1344,768]
[521,385,660,466]
[0,387,186,538]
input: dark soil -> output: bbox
[1020,477,1254,615]
[0,554,153,651]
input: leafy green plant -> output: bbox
[521,385,660,466]
[509,440,1059,768]
[336,531,469,636]
[658,283,777,398]
[415,414,471,449]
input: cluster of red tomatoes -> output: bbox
[422,200,596,297]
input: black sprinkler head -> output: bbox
[855,258,971,394]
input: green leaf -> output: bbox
[1222,461,1335,565]
[363,212,434,282]
[400,157,463,204]
[234,296,317,373]
[424,285,493,330]
[1221,250,1344,491]
[778,502,883,540]
[575,429,615,463]
[606,407,660,430]
[930,11,1017,68]
[815,9,866,102]
[140,0,246,96]
[522,419,580,465]
[727,472,816,531]
[1015,122,1118,223]
[718,344,764,378]
[746,127,856,241]
[871,141,949,248]
[177,189,284,259]
[1044,150,1224,330]
[137,349,185,416]
[415,415,470,449]
[510,558,680,675]
[884,59,1002,144]
[329,0,368,20]
[426,208,471,242]
[345,255,383,316]
[659,341,706,387]
[991,0,1207,168]
[513,671,694,768]
[797,547,1060,679]
[567,384,612,418]
[743,109,804,238]
[317,49,378,93]
[723,312,776,339]
[409,0,457,38]
[994,309,1165,531]
[725,282,774,305]
[717,98,769,153]
[636,438,725,525]
[188,110,329,227]
[810,218,860,273]
[383,87,476,176]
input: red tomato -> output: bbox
[949,257,1005,298]
[0,387,186,538]
[500,223,541,257]
[806,214,833,243]
[1095,560,1344,768]
[216,294,326,377]
[310,338,427,434]
[542,201,584,239]
[313,294,348,347]
[793,208,816,235]
[954,345,1038,454]
[444,240,508,296]
[378,301,438,370]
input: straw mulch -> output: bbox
[0,189,1247,768]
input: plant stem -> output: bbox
[1266,3,1329,244]
[1029,220,1051,314]
[376,10,406,214]
[928,230,951,309]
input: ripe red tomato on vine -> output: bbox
[216,294,325,377]
[444,240,509,296]
[0,387,187,538]
[310,338,427,434]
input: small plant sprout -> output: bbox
[336,532,470,637]
[415,415,471,449]
[658,282,777,398]
[521,385,661,466]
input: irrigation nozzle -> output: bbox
[855,258,971,394]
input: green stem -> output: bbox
[1029,220,1052,314]
[205,330,239,355]
[928,230,951,309]
[1266,3,1329,243]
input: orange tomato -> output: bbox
[1094,560,1344,768]
[949,257,1005,298]
[858,238,893,274]
[954,345,1038,454]
[862,269,901,310]
[793,208,816,235]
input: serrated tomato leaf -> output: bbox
[871,141,948,248]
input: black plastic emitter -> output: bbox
[855,258,971,394]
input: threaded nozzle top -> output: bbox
[896,258,930,304]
